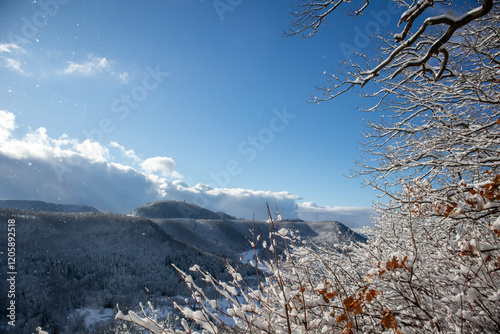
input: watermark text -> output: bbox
[6,218,17,327]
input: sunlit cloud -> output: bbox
[0,43,26,73]
[142,156,183,179]
[74,139,110,163]
[0,43,25,53]
[64,54,111,76]
[110,141,141,163]
[4,58,22,72]
[0,109,16,142]
[62,54,129,82]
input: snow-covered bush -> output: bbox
[117,196,500,333]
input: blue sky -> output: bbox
[0,0,407,227]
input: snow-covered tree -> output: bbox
[287,0,496,98]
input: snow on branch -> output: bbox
[115,303,166,334]
[287,0,371,38]
[289,0,497,101]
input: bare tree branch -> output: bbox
[288,0,497,100]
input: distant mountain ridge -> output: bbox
[0,199,99,213]
[132,200,235,220]
[132,200,366,259]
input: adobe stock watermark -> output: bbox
[50,65,169,182]
[7,0,72,44]
[82,65,169,143]
[193,107,295,207]
[203,0,244,21]
[339,2,404,59]
[6,218,17,327]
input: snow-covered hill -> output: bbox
[132,200,235,220]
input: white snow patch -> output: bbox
[74,307,114,328]
[491,216,500,231]
[240,249,256,265]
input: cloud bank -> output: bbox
[298,202,373,231]
[0,110,373,226]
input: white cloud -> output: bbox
[62,54,129,82]
[0,43,26,73]
[75,139,110,163]
[142,156,183,179]
[4,58,22,72]
[0,43,25,53]
[0,110,370,227]
[64,55,111,76]
[118,72,129,83]
[0,110,16,142]
[297,202,373,230]
[110,141,141,163]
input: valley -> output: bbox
[0,200,365,333]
